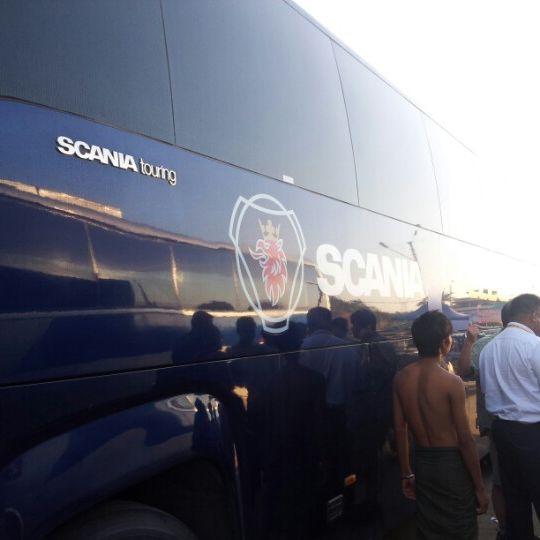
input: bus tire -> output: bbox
[52,500,198,540]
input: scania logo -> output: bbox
[229,194,306,334]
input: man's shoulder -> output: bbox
[425,364,464,396]
[302,331,328,346]
[394,362,462,395]
[490,326,540,350]
[302,331,348,348]
[478,332,503,356]
[428,369,464,401]
[437,365,463,385]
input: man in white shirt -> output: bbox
[479,293,540,540]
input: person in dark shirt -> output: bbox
[351,308,398,513]
[300,307,358,504]
[172,310,223,362]
[331,316,350,340]
[229,316,271,357]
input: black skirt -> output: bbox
[415,446,478,540]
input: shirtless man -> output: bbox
[393,311,488,539]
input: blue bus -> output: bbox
[0,1,535,539]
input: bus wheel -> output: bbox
[52,500,198,540]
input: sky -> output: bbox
[294,0,540,261]
[294,0,540,162]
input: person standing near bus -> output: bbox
[393,311,488,539]
[457,302,512,540]
[480,293,540,540]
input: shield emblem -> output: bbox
[229,194,306,333]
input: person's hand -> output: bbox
[466,324,480,343]
[401,476,416,500]
[475,486,489,514]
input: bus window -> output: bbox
[163,0,357,204]
[0,1,173,142]
[0,197,96,312]
[334,46,442,231]
[173,244,239,313]
[89,226,177,309]
[424,118,482,243]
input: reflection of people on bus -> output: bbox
[300,307,357,499]
[351,308,398,429]
[229,316,272,357]
[301,307,357,407]
[260,322,306,352]
[259,321,327,538]
[172,310,223,362]
[351,308,398,513]
[192,397,219,455]
[331,316,350,340]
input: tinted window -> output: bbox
[424,119,482,243]
[90,227,177,309]
[0,197,95,312]
[173,244,238,311]
[0,0,173,142]
[163,0,357,203]
[334,46,442,230]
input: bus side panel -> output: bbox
[0,388,239,539]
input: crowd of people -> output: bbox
[173,294,540,539]
[395,294,540,540]
[173,306,399,536]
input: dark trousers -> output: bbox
[492,417,540,540]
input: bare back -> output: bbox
[392,336,487,513]
[394,358,465,447]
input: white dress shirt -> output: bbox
[479,322,540,423]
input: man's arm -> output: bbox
[392,377,415,500]
[457,324,479,378]
[449,376,488,514]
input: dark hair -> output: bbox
[191,310,213,330]
[350,308,377,331]
[500,302,512,327]
[411,311,453,357]
[508,294,540,319]
[273,321,305,352]
[306,307,332,331]
[236,316,256,338]
[331,317,348,338]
